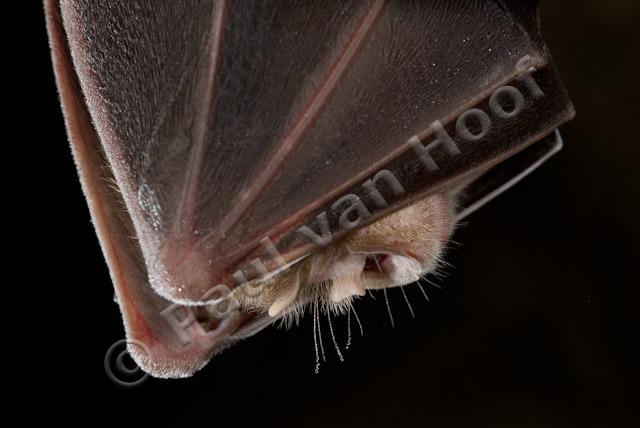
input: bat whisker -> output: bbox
[349,300,364,337]
[400,286,415,318]
[446,238,464,247]
[316,300,326,362]
[422,277,443,289]
[312,301,320,374]
[346,307,352,349]
[327,311,344,362]
[436,257,453,269]
[366,288,377,301]
[417,282,430,302]
[362,273,371,290]
[383,288,394,328]
[373,255,383,272]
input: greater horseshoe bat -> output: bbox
[45,0,574,378]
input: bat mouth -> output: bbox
[364,253,390,271]
[181,296,285,344]
[229,310,285,340]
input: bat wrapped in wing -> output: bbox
[45,0,574,378]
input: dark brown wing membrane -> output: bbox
[56,0,572,303]
[48,0,573,376]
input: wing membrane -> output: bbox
[48,0,573,376]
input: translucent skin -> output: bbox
[47,0,572,378]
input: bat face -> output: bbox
[232,191,457,319]
[46,0,574,378]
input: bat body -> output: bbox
[46,0,574,378]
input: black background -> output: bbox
[6,1,639,426]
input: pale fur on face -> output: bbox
[231,191,457,326]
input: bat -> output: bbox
[45,0,574,378]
